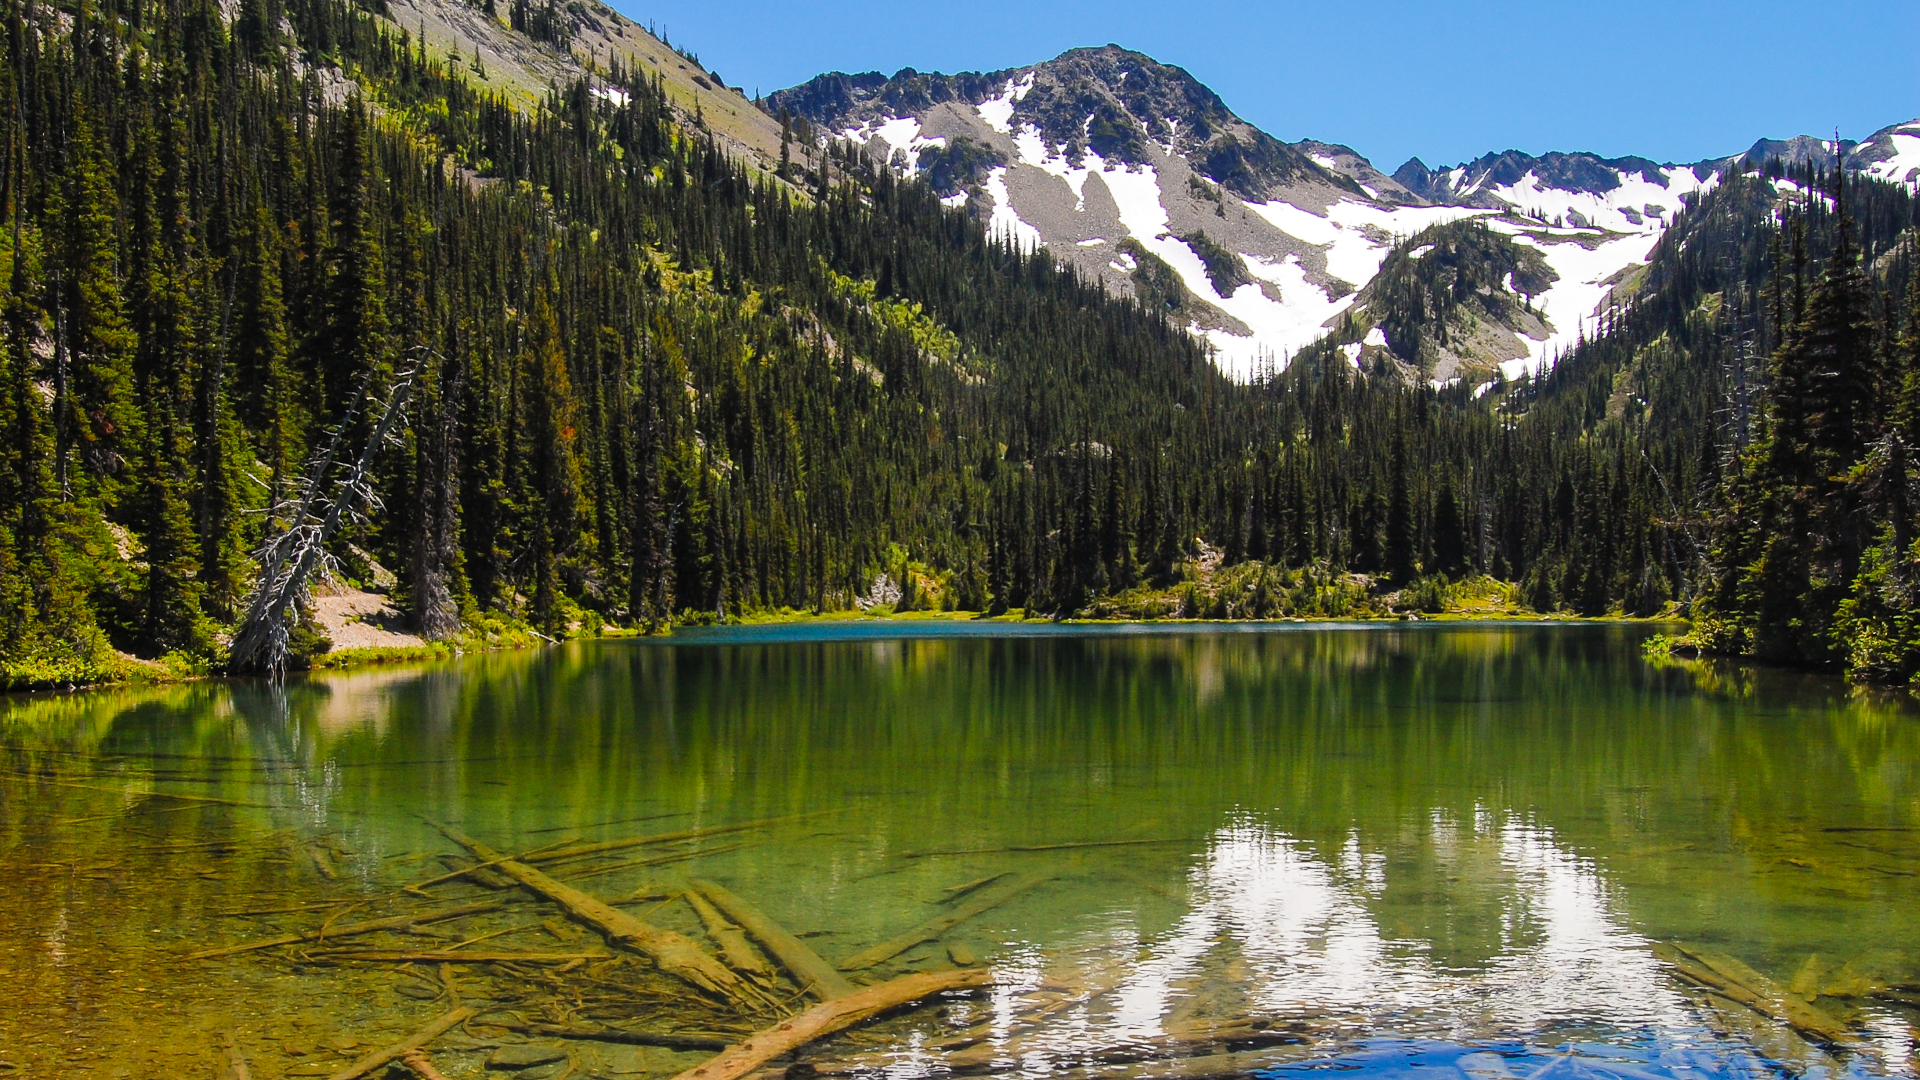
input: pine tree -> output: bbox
[409,361,462,637]
[521,289,581,635]
[1,245,57,655]
[1800,172,1878,474]
[777,106,792,182]
[55,107,140,504]
[1895,271,1920,442]
[319,95,390,420]
[1385,427,1415,584]
[1431,478,1466,577]
[232,193,298,495]
[1100,456,1136,589]
[235,0,276,61]
[191,252,251,618]
[130,51,214,654]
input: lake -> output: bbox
[1,622,1916,1080]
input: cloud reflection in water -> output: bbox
[945,812,1893,1078]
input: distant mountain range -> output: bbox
[769,48,1920,381]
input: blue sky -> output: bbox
[611,0,1918,171]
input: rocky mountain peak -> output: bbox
[769,44,1914,384]
[770,46,1356,203]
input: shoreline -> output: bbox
[2,605,1675,697]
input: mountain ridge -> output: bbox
[770,46,1917,382]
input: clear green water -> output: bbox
[2,623,1917,1079]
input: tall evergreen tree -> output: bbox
[521,289,581,635]
[54,107,140,503]
[318,95,390,420]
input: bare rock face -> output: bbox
[378,0,787,168]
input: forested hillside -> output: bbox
[0,0,1915,688]
[1499,164,1920,681]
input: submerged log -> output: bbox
[486,1019,734,1050]
[669,967,994,1080]
[325,1006,475,1080]
[220,1031,251,1080]
[408,837,586,893]
[0,773,279,809]
[438,824,757,1004]
[526,812,834,867]
[795,1014,1317,1078]
[397,1049,450,1080]
[939,873,1010,900]
[688,878,855,1000]
[526,811,690,834]
[214,900,360,918]
[306,949,612,963]
[308,844,342,880]
[554,843,746,884]
[840,875,1043,971]
[1653,942,1853,1045]
[191,900,505,959]
[684,887,779,985]
[434,853,516,890]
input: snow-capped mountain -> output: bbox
[1852,119,1920,185]
[1723,121,1920,184]
[772,48,1915,383]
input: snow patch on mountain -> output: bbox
[1006,135,1367,376]
[1247,200,1491,287]
[1015,125,1105,211]
[1863,125,1920,185]
[1494,227,1662,377]
[984,167,1042,250]
[878,117,945,167]
[1007,143,1464,376]
[1203,256,1350,375]
[839,115,949,173]
[1488,167,1716,233]
[976,72,1035,134]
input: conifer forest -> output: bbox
[1,0,1917,688]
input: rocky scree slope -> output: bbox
[376,0,786,166]
[772,47,1917,386]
